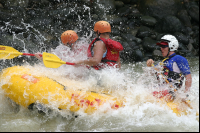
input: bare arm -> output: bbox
[75,41,106,66]
[185,74,192,93]
[181,74,192,104]
[117,57,121,69]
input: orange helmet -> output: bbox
[61,30,78,44]
[94,21,111,33]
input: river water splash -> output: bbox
[0,56,199,132]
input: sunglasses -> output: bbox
[160,45,168,48]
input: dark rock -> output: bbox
[2,0,29,9]
[120,0,131,4]
[178,42,188,51]
[174,32,189,46]
[136,26,152,39]
[0,10,14,22]
[138,0,182,20]
[177,49,191,57]
[115,5,131,17]
[103,15,124,25]
[177,10,192,28]
[121,41,131,51]
[121,33,137,42]
[112,26,121,36]
[140,15,157,27]
[130,0,138,5]
[155,15,184,33]
[127,41,138,49]
[131,49,144,62]
[93,0,116,15]
[187,5,199,22]
[127,7,141,19]
[187,41,198,56]
[142,37,158,52]
[27,0,50,8]
[115,1,124,9]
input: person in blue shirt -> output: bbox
[146,35,192,98]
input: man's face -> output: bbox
[160,46,169,57]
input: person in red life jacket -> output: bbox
[34,30,81,61]
[146,35,192,100]
[73,21,124,70]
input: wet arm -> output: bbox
[75,41,105,66]
[117,57,121,69]
[185,74,192,93]
[175,57,192,93]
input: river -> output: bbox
[0,56,199,132]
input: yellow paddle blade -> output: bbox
[0,45,23,59]
[43,52,66,68]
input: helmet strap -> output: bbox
[167,47,170,57]
[96,31,101,38]
[98,33,101,38]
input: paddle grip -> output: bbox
[23,53,42,57]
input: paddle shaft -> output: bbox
[65,62,75,65]
[23,53,42,57]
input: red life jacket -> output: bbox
[87,38,123,70]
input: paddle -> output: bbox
[0,45,42,59]
[43,52,75,68]
[0,45,75,68]
[151,64,193,109]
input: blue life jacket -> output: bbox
[157,53,191,89]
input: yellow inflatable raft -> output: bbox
[0,66,196,116]
[0,66,124,114]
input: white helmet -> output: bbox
[160,35,179,51]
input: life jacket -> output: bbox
[156,54,185,89]
[87,38,123,70]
